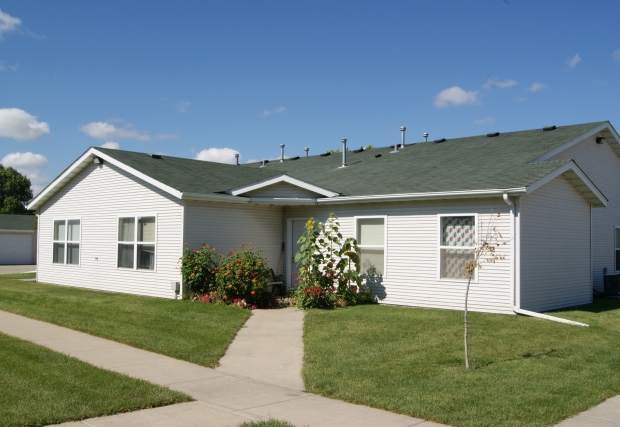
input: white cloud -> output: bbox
[79,121,151,141]
[528,82,547,92]
[0,61,17,71]
[613,49,620,61]
[100,141,119,149]
[0,9,21,39]
[156,133,178,140]
[482,78,518,89]
[567,54,581,69]
[261,107,286,116]
[474,117,495,125]
[1,151,48,194]
[195,147,240,165]
[434,86,479,108]
[0,108,50,141]
[176,101,191,113]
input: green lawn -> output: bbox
[303,300,620,427]
[0,275,251,367]
[0,332,191,427]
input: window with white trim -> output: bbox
[615,226,620,271]
[439,215,476,280]
[117,216,156,270]
[53,219,80,265]
[356,217,385,276]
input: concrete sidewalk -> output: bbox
[0,309,447,427]
[0,264,36,274]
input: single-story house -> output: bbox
[27,121,620,315]
[0,214,37,265]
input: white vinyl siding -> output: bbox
[549,134,620,291]
[519,175,591,312]
[184,201,283,276]
[37,162,182,298]
[244,182,321,199]
[284,198,512,314]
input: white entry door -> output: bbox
[290,219,306,289]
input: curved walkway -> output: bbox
[0,307,617,426]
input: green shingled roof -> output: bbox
[0,214,36,231]
[97,121,607,197]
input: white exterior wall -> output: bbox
[549,134,620,291]
[284,198,513,314]
[37,162,183,298]
[244,182,321,199]
[184,201,284,275]
[519,175,591,311]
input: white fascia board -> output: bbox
[249,197,318,205]
[529,122,611,163]
[27,148,183,211]
[228,174,339,198]
[316,188,527,205]
[526,161,607,207]
[181,192,250,204]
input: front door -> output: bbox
[290,219,306,289]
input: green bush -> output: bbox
[215,245,271,307]
[179,245,218,297]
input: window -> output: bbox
[117,216,156,270]
[439,215,476,280]
[615,227,620,271]
[356,217,385,276]
[53,219,80,265]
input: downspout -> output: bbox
[503,193,588,327]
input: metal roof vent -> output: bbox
[423,132,428,142]
[375,154,382,158]
[290,156,300,160]
[341,138,347,167]
[352,147,364,153]
[543,126,557,131]
[260,159,270,168]
[279,144,285,162]
[487,132,500,137]
[304,147,309,157]
[400,126,406,148]
[147,153,162,159]
[320,152,331,157]
[433,138,446,144]
[234,153,239,165]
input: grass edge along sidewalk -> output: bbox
[0,331,191,427]
[303,300,620,427]
[0,275,251,368]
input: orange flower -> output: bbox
[251,278,256,283]
[228,284,232,288]
[251,291,255,295]
[194,250,199,253]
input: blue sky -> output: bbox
[1,0,619,194]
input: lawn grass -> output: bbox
[236,420,298,427]
[0,276,251,367]
[303,300,620,427]
[0,332,191,427]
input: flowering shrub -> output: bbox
[215,244,271,306]
[294,213,371,309]
[179,245,218,297]
[195,290,228,304]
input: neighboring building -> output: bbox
[0,214,37,265]
[27,121,619,315]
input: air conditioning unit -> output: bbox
[603,275,620,296]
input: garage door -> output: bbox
[0,233,35,265]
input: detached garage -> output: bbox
[0,214,37,265]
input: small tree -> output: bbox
[462,212,506,369]
[0,165,33,214]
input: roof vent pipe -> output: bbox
[400,126,406,148]
[423,132,428,142]
[341,138,347,167]
[391,142,399,153]
[304,147,309,157]
[280,144,285,162]
[234,153,239,165]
